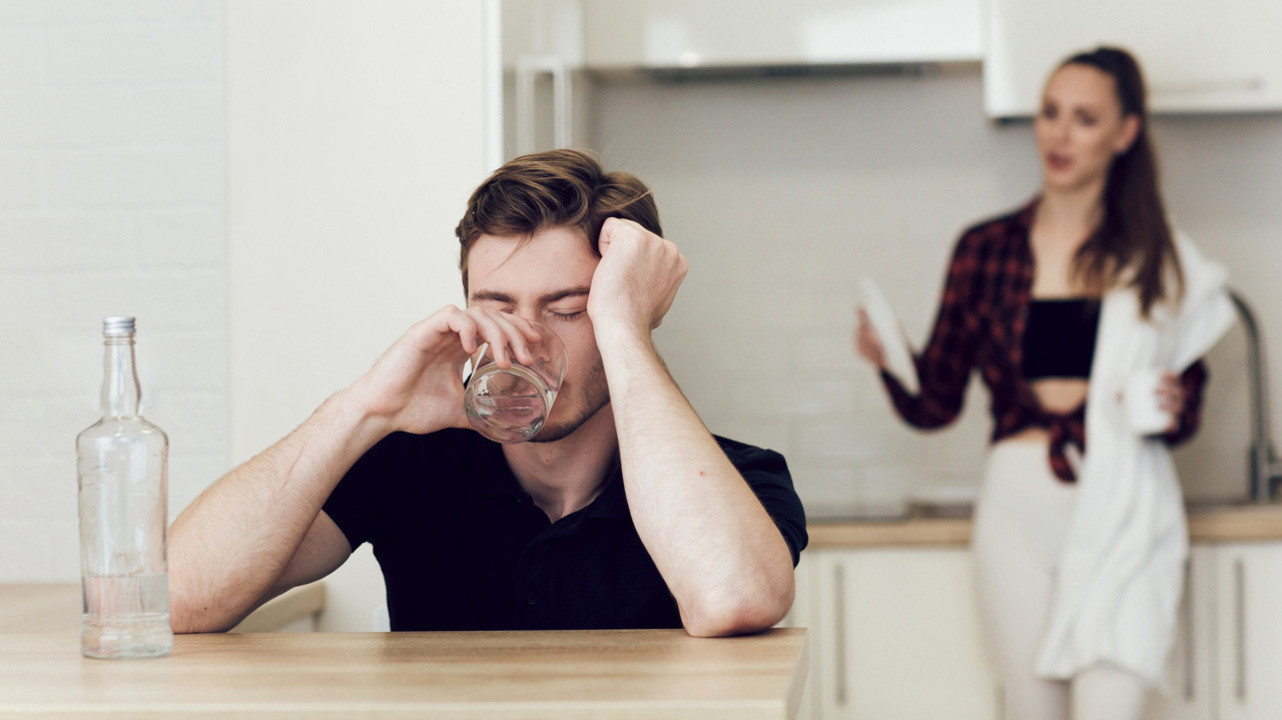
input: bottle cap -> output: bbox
[102,316,136,337]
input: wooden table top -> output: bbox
[0,582,325,634]
[0,629,809,719]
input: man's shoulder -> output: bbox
[712,435,787,472]
[713,435,807,562]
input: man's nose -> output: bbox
[513,309,541,327]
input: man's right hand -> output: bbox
[169,305,541,633]
[346,305,545,437]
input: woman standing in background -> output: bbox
[855,47,1235,719]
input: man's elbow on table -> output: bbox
[168,580,255,634]
[681,572,796,638]
[170,600,225,634]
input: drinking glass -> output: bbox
[464,321,569,443]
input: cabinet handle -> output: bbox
[515,57,536,157]
[550,60,571,150]
[514,55,572,156]
[1183,558,1195,701]
[833,562,847,707]
[1234,558,1246,703]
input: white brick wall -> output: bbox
[0,1,226,582]
[0,30,43,86]
[0,152,41,209]
[46,26,220,85]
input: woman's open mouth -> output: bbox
[1045,152,1071,171]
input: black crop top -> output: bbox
[1021,298,1101,380]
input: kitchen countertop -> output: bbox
[807,502,1282,548]
[0,581,325,634]
[0,629,808,719]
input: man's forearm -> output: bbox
[598,327,795,637]
[167,390,383,632]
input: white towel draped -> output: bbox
[1034,232,1237,686]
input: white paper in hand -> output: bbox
[858,275,920,395]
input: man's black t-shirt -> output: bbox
[321,428,808,631]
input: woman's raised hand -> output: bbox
[854,307,888,369]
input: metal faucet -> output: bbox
[1228,289,1282,503]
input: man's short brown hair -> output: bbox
[455,149,662,293]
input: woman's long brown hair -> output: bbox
[1063,47,1182,317]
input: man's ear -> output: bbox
[1115,114,1142,154]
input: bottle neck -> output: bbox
[101,336,141,418]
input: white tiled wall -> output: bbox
[0,0,226,581]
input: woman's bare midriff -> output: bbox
[1003,378,1091,444]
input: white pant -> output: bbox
[971,440,1150,720]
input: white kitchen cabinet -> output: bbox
[582,0,982,70]
[794,548,999,720]
[1145,546,1217,720]
[984,0,1282,117]
[788,556,822,720]
[789,540,1282,720]
[1215,541,1282,720]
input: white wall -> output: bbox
[225,0,488,631]
[587,68,1278,515]
[0,0,226,581]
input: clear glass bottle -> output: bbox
[76,316,173,659]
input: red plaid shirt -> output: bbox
[881,200,1208,482]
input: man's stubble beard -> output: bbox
[529,354,609,443]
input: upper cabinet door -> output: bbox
[984,0,1282,117]
[582,0,983,69]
